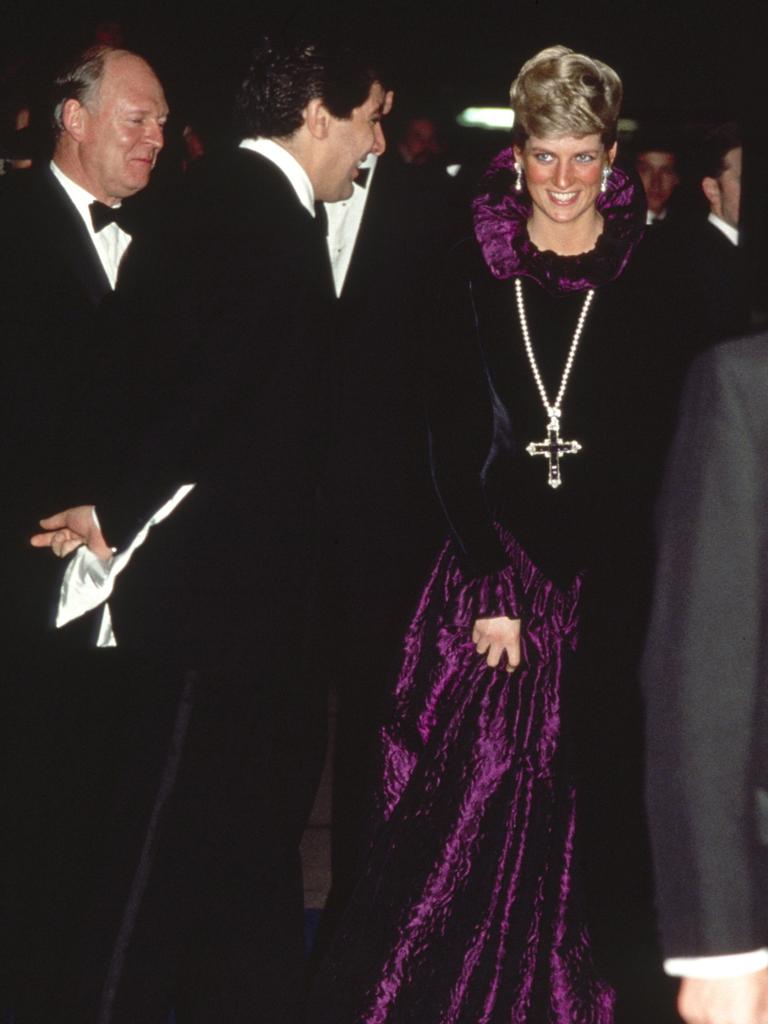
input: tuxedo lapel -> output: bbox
[236,150,335,297]
[336,156,431,305]
[40,167,112,305]
[336,168,382,305]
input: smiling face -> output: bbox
[315,81,388,202]
[62,52,168,205]
[514,133,616,244]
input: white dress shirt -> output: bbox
[324,153,378,295]
[708,210,739,246]
[58,489,195,646]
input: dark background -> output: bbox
[1,0,763,122]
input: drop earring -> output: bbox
[515,163,524,192]
[600,165,611,193]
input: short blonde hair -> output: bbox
[510,45,622,147]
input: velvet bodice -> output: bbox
[427,154,666,595]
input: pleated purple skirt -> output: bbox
[309,528,615,1023]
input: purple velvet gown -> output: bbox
[309,154,652,1023]
[309,531,614,1023]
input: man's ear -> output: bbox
[305,97,331,140]
[61,98,88,141]
[701,175,721,214]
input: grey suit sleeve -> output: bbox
[642,335,768,958]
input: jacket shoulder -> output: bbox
[692,332,768,386]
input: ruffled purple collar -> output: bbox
[472,147,646,295]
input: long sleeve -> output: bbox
[642,335,768,957]
[425,249,523,619]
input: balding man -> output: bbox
[1,43,167,644]
[0,44,167,1023]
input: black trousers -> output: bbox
[5,646,327,1024]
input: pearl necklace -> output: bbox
[514,277,595,489]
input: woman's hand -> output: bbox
[472,617,521,673]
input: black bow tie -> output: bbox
[89,200,128,233]
[355,166,371,189]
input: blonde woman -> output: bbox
[311,46,660,1023]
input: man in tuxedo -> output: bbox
[634,138,680,224]
[682,122,748,344]
[0,42,167,643]
[642,334,768,1024]
[31,34,387,1024]
[630,122,751,459]
[640,123,749,364]
[0,44,167,1022]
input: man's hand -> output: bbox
[30,506,112,561]
[679,970,768,1024]
[472,616,521,672]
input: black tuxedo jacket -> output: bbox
[637,215,751,366]
[316,156,453,609]
[96,149,336,668]
[1,155,334,1019]
[0,166,133,644]
[642,333,768,957]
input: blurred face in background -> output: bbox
[636,149,679,216]
[703,145,742,229]
[398,116,442,166]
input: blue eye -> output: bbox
[575,153,597,163]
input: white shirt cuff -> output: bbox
[665,949,768,979]
[56,484,195,644]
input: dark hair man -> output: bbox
[632,121,749,394]
[28,33,386,1023]
[635,144,680,223]
[699,121,742,238]
[682,123,748,352]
